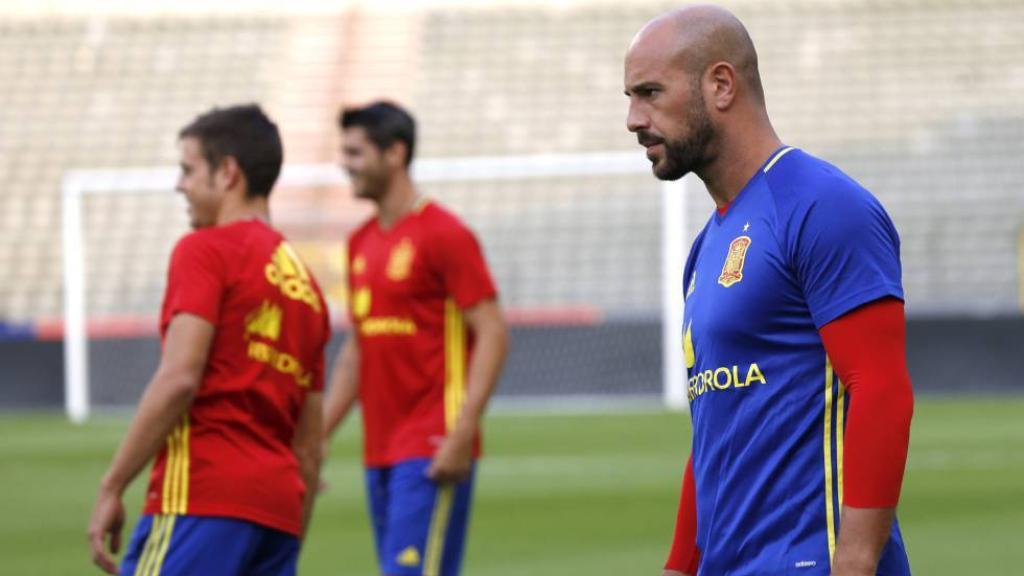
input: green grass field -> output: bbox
[2,396,1023,575]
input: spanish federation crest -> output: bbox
[718,235,751,288]
[386,238,415,281]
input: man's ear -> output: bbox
[214,156,243,192]
[705,61,738,111]
[384,141,409,170]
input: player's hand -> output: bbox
[426,430,474,483]
[87,485,125,575]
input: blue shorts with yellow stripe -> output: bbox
[119,514,299,576]
[366,458,476,576]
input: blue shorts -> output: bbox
[365,458,476,576]
[119,514,299,576]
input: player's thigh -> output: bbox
[380,458,476,576]
[119,514,272,576]
[438,471,475,576]
[365,465,394,562]
[248,526,300,576]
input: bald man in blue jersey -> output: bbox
[625,5,914,576]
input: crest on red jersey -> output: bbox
[387,238,415,281]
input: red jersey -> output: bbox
[347,200,497,467]
[143,219,329,536]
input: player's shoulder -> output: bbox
[419,199,471,230]
[417,199,480,244]
[350,215,378,237]
[347,211,385,250]
[172,225,226,258]
[174,220,275,263]
[762,147,883,217]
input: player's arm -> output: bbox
[292,389,322,539]
[427,298,509,483]
[322,334,360,449]
[88,313,214,574]
[662,454,700,576]
[819,297,913,576]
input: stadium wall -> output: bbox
[1,317,1021,410]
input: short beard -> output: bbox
[654,94,715,181]
[355,165,391,200]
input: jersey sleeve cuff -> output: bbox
[811,283,903,329]
[163,305,219,330]
[455,289,499,310]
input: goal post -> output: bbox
[62,152,689,422]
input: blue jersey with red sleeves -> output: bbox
[682,147,911,575]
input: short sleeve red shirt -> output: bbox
[142,220,329,536]
[347,200,497,467]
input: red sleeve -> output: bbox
[819,297,914,508]
[437,223,497,309]
[664,455,700,574]
[161,233,225,332]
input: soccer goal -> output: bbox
[62,152,694,423]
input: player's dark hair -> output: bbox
[178,104,283,198]
[339,101,417,167]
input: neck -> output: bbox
[698,114,782,209]
[375,173,419,230]
[216,191,271,226]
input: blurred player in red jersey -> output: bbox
[88,104,330,576]
[322,101,509,576]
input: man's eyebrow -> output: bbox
[625,81,662,95]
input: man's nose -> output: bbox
[626,102,649,133]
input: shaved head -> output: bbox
[630,5,764,103]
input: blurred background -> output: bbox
[0,0,1022,574]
